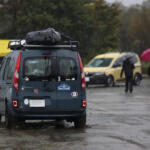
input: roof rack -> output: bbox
[8,39,79,51]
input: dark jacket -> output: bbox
[121,60,135,77]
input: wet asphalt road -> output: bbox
[0,78,150,150]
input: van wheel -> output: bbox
[5,104,16,129]
[106,76,114,87]
[134,74,142,86]
[74,114,86,128]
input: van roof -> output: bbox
[0,40,11,57]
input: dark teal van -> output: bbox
[0,41,86,128]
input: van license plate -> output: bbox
[85,77,90,82]
[29,100,45,107]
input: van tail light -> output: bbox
[12,100,18,107]
[13,52,21,90]
[82,100,86,107]
[78,53,86,90]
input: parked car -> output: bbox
[84,52,142,87]
[0,40,86,128]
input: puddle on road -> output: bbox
[142,129,150,136]
[0,119,149,150]
[0,121,88,150]
[105,135,147,149]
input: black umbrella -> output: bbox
[115,53,137,65]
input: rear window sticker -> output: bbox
[57,83,70,90]
[71,92,78,97]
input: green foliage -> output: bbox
[0,0,121,62]
[120,0,150,56]
[86,0,121,59]
[142,62,150,74]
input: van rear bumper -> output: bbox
[12,109,86,120]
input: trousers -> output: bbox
[125,76,133,93]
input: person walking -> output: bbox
[120,58,135,93]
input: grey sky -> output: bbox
[106,0,146,6]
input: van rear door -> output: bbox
[56,50,83,111]
[19,51,58,111]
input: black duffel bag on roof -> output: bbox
[26,28,61,45]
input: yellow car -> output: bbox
[84,52,142,87]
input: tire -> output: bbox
[5,104,16,129]
[106,76,114,87]
[134,73,142,86]
[74,114,86,128]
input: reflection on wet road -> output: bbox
[0,79,150,150]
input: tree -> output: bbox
[129,5,150,54]
[120,0,150,55]
[86,0,121,59]
[0,0,121,62]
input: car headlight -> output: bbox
[94,72,105,76]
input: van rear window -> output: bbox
[58,58,77,81]
[24,57,54,81]
[23,57,77,81]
